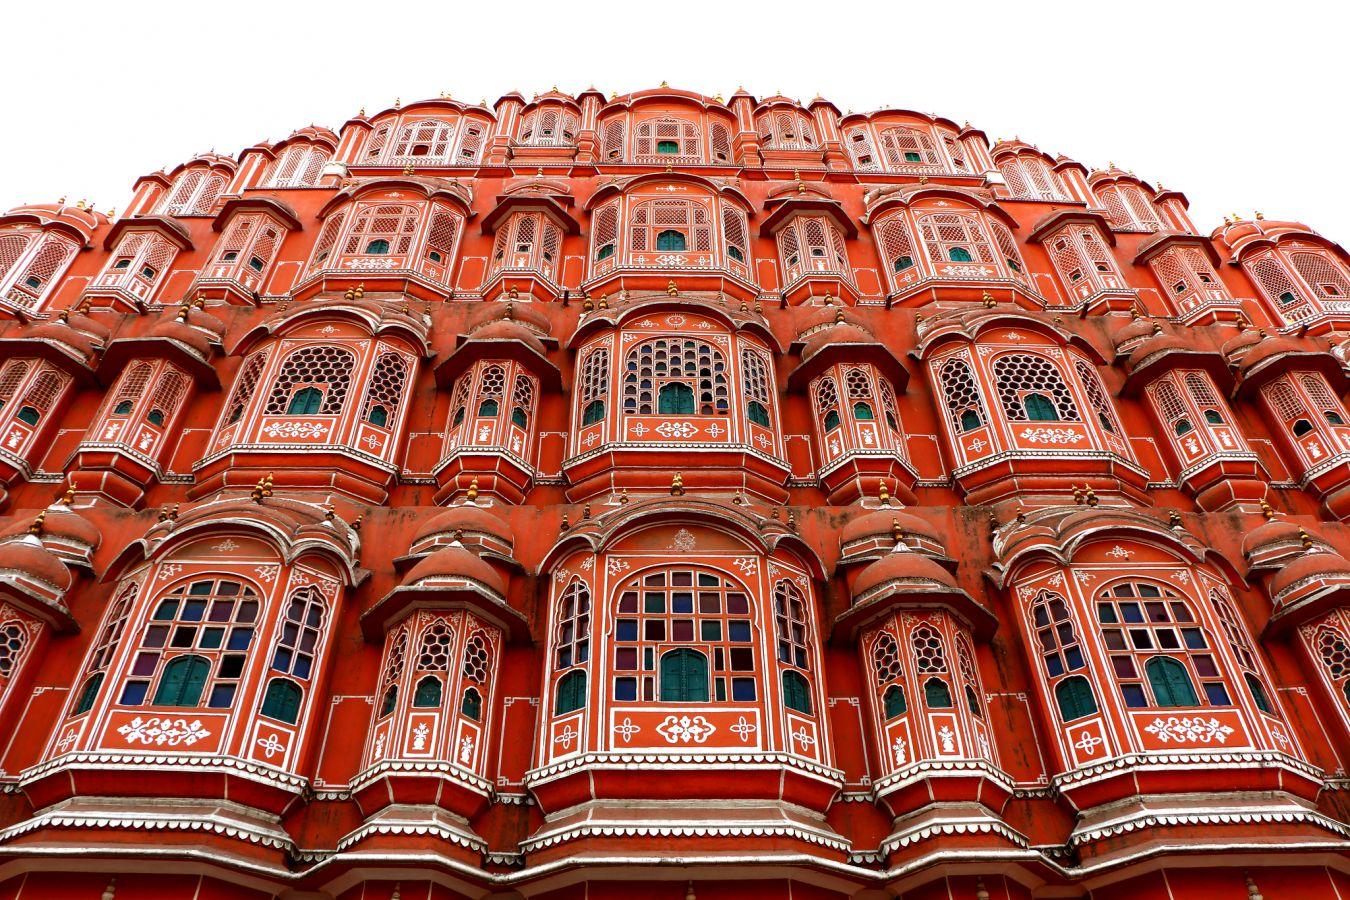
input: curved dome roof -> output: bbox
[0,536,73,593]
[404,543,507,596]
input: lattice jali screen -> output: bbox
[621,338,729,415]
[263,346,357,415]
[991,353,1080,422]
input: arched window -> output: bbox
[722,206,750,265]
[1055,675,1098,721]
[376,627,408,718]
[622,338,728,416]
[511,375,534,430]
[461,686,482,720]
[1097,581,1227,708]
[911,624,951,708]
[613,567,755,703]
[992,354,1080,423]
[872,631,908,718]
[159,169,228,216]
[876,217,918,286]
[224,352,268,427]
[741,348,773,428]
[917,212,996,269]
[782,671,812,714]
[814,376,840,433]
[924,677,953,708]
[937,356,986,434]
[267,143,331,188]
[555,669,586,714]
[555,578,590,670]
[656,230,686,252]
[122,578,260,709]
[879,126,941,170]
[261,678,303,724]
[658,382,695,414]
[362,352,410,430]
[461,632,490,687]
[1315,626,1350,711]
[413,675,442,708]
[264,346,356,416]
[659,648,709,701]
[269,586,326,681]
[883,684,907,718]
[343,204,420,257]
[1208,587,1273,715]
[72,583,136,716]
[1075,360,1121,435]
[628,199,712,254]
[634,117,700,161]
[1030,589,1086,678]
[773,580,810,670]
[1290,251,1350,303]
[579,347,609,427]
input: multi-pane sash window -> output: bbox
[121,579,259,709]
[622,338,728,416]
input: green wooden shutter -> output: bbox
[262,679,302,724]
[1055,676,1097,721]
[883,685,907,718]
[1147,657,1199,707]
[783,671,812,715]
[154,656,209,707]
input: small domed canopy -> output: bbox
[99,306,226,389]
[566,291,780,352]
[834,545,993,642]
[102,216,193,254]
[1266,547,1350,634]
[435,314,561,391]
[0,499,99,569]
[233,297,432,358]
[1132,230,1222,268]
[0,533,76,630]
[1119,322,1231,396]
[404,503,516,564]
[1242,516,1332,576]
[759,194,857,240]
[1232,335,1349,398]
[104,495,363,586]
[1220,324,1265,364]
[915,306,1104,363]
[1214,216,1348,264]
[584,172,753,214]
[466,298,553,338]
[787,319,909,393]
[211,196,302,234]
[862,183,1018,229]
[0,202,100,247]
[1026,210,1117,247]
[362,541,526,641]
[317,175,475,221]
[838,506,948,564]
[0,307,108,381]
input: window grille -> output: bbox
[392,118,456,161]
[0,621,30,683]
[1290,251,1350,301]
[845,127,879,170]
[634,117,701,162]
[0,359,30,406]
[1030,589,1086,678]
[361,351,410,429]
[999,155,1066,201]
[268,144,331,187]
[710,122,732,162]
[940,133,971,174]
[629,199,712,254]
[740,347,771,404]
[0,234,28,285]
[107,363,154,417]
[159,169,228,216]
[71,582,138,715]
[1184,372,1222,414]
[1097,581,1228,708]
[511,374,535,429]
[992,354,1080,422]
[307,211,347,271]
[1262,379,1310,423]
[876,216,918,280]
[721,206,749,263]
[1247,254,1303,310]
[1098,184,1162,232]
[555,579,590,669]
[600,118,626,160]
[377,626,409,717]
[612,567,756,704]
[477,364,506,417]
[937,356,986,433]
[343,204,420,256]
[917,213,997,267]
[224,351,268,425]
[121,578,260,709]
[1315,624,1350,709]
[425,208,461,264]
[455,122,485,162]
[878,127,940,171]
[1075,359,1121,434]
[955,632,985,717]
[622,338,728,415]
[462,632,490,683]
[872,631,904,684]
[365,125,390,161]
[264,345,356,415]
[910,624,947,673]
[1148,376,1190,434]
[269,586,326,681]
[147,369,189,428]
[591,202,619,262]
[417,619,454,672]
[1299,373,1345,419]
[773,580,810,670]
[3,233,77,308]
[814,376,840,432]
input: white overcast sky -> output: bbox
[2,0,1346,241]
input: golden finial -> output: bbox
[250,475,269,503]
[358,107,366,117]
[1255,210,1265,220]
[1073,486,1084,505]
[891,517,903,543]
[582,296,594,312]
[467,476,479,502]
[324,503,336,522]
[1169,510,1183,530]
[981,291,995,309]
[344,287,356,301]
[597,294,609,310]
[667,280,678,297]
[508,287,519,301]
[620,488,629,504]
[834,306,846,324]
[582,503,591,519]
[27,511,46,535]
[1151,321,1164,336]
[714,94,724,105]
[1259,498,1275,520]
[503,302,514,321]
[975,879,990,900]
[786,509,797,531]
[394,97,401,108]
[918,175,928,184]
[732,491,744,506]
[1231,212,1241,222]
[739,299,749,313]
[879,481,891,506]
[560,511,570,531]
[665,163,673,174]
[536,167,544,178]
[610,91,618,100]
[1130,305,1141,320]
[1299,527,1314,551]
[450,529,464,546]
[350,514,363,531]
[660,80,669,88]
[1246,873,1263,900]
[354,283,365,299]
[1084,487,1098,507]
[403,163,415,176]
[107,207,115,218]
[753,301,762,314]
[671,472,685,496]
[157,505,171,523]
[58,195,66,205]
[76,199,86,209]
[59,486,75,506]
[1235,312,1250,329]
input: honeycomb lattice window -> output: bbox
[361,352,410,428]
[382,628,409,691]
[343,204,420,256]
[622,338,728,415]
[264,345,356,415]
[1262,380,1309,423]
[872,631,903,684]
[876,216,918,278]
[629,199,713,254]
[992,354,1080,422]
[917,212,996,266]
[224,351,268,425]
[1075,359,1120,433]
[937,356,987,432]
[1317,626,1350,679]
[845,367,872,401]
[417,620,453,672]
[0,621,28,677]
[1290,251,1350,302]
[910,624,947,674]
[462,632,490,684]
[512,374,535,426]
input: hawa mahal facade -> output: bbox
[0,85,1348,899]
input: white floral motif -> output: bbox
[614,717,641,743]
[790,726,817,749]
[1074,730,1104,754]
[891,735,908,765]
[1018,427,1084,445]
[156,564,183,582]
[1173,569,1191,584]
[939,264,994,278]
[733,557,759,575]
[706,422,725,438]
[255,733,285,759]
[117,717,212,747]
[373,732,387,759]
[655,421,699,438]
[1106,545,1134,560]
[606,558,630,576]
[670,529,696,552]
[1073,570,1097,584]
[966,438,987,453]
[655,714,717,744]
[261,421,328,439]
[411,722,430,750]
[936,725,957,753]
[1143,716,1235,744]
[459,736,474,763]
[730,716,756,742]
[580,557,595,572]
[553,724,579,751]
[665,315,687,326]
[212,539,240,552]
